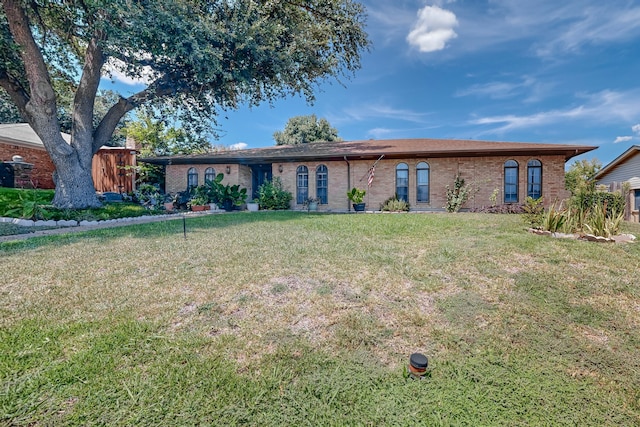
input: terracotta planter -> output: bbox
[191,204,209,212]
[164,202,174,212]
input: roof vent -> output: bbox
[12,155,24,162]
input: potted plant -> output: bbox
[203,173,247,212]
[247,199,260,212]
[188,186,210,211]
[218,184,247,211]
[303,197,320,212]
[347,187,366,212]
[163,193,175,212]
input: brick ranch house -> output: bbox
[0,123,136,192]
[141,138,596,212]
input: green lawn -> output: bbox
[2,212,639,425]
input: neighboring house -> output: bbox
[141,138,595,212]
[596,145,640,223]
[0,123,136,193]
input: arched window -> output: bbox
[296,165,309,204]
[316,165,328,204]
[396,163,409,202]
[527,160,542,199]
[204,167,216,183]
[187,167,198,189]
[504,160,519,203]
[416,162,429,203]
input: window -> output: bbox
[204,167,216,183]
[635,189,640,211]
[396,163,409,202]
[527,160,542,199]
[187,167,198,188]
[296,166,309,204]
[504,160,519,203]
[316,165,328,204]
[416,162,429,203]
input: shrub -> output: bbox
[380,196,409,212]
[257,178,292,210]
[444,175,474,213]
[134,183,164,209]
[541,202,566,233]
[472,204,524,214]
[522,197,544,228]
[583,205,624,238]
[572,191,625,217]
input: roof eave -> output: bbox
[139,145,596,166]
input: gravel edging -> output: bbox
[0,210,222,243]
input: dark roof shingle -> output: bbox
[140,138,596,165]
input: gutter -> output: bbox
[344,156,351,212]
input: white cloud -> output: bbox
[340,103,432,125]
[536,5,640,57]
[102,58,154,86]
[469,89,640,134]
[614,136,633,143]
[406,6,458,52]
[229,142,248,150]
[633,124,640,134]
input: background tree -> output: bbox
[124,113,213,188]
[0,89,21,122]
[273,114,342,145]
[565,158,602,196]
[0,0,369,208]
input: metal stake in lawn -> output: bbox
[183,215,187,239]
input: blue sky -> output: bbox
[101,0,640,166]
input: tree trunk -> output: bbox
[50,149,101,209]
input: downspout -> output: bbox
[344,156,351,212]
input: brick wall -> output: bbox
[164,154,570,211]
[0,143,55,188]
[165,164,237,194]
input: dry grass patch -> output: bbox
[2,212,640,425]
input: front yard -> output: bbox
[1,212,639,425]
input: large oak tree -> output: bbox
[0,0,369,208]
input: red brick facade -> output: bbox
[166,154,570,211]
[0,142,55,188]
[1,141,136,192]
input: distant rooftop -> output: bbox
[0,123,71,149]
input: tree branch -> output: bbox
[72,34,104,156]
[92,78,180,152]
[2,0,71,158]
[2,0,57,117]
[0,69,30,118]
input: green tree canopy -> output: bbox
[123,113,213,187]
[565,158,602,196]
[273,114,342,145]
[124,113,212,157]
[0,0,369,208]
[0,89,21,123]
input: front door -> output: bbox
[251,164,273,200]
